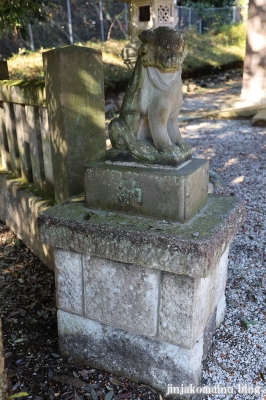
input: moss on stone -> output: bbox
[0,79,46,106]
[38,194,245,278]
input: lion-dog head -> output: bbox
[138,27,187,72]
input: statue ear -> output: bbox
[138,29,154,44]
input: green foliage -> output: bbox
[181,0,235,7]
[183,23,246,76]
[7,24,246,90]
[214,23,246,45]
[0,0,57,40]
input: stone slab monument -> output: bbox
[38,29,244,398]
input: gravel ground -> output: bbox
[1,81,266,400]
[180,119,266,400]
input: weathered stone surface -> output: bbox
[0,172,54,270]
[202,310,216,361]
[84,158,208,222]
[109,27,190,165]
[39,107,54,195]
[3,102,20,176]
[83,255,160,335]
[54,249,83,315]
[43,45,106,203]
[158,246,229,348]
[38,195,245,278]
[0,103,10,170]
[252,109,266,126]
[159,273,210,348]
[53,244,228,346]
[212,245,229,307]
[0,80,45,106]
[58,310,204,394]
[216,294,226,328]
[126,1,178,45]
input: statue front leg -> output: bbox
[167,109,190,151]
[147,100,173,152]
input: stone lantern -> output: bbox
[117,0,178,67]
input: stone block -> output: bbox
[83,255,160,335]
[216,294,226,328]
[158,246,229,348]
[252,109,266,126]
[54,249,83,315]
[212,245,229,306]
[84,158,209,222]
[159,273,211,348]
[43,45,106,203]
[58,310,204,394]
[37,194,244,395]
[38,195,245,278]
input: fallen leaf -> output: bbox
[50,353,60,358]
[53,375,87,389]
[105,390,114,400]
[78,370,89,378]
[240,318,256,330]
[110,377,122,386]
[9,392,29,399]
[91,388,98,400]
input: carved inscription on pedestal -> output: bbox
[117,179,143,206]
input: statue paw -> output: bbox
[178,140,190,152]
[109,118,128,151]
[161,144,181,158]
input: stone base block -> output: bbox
[54,246,229,349]
[58,309,217,396]
[84,158,209,222]
[38,194,245,396]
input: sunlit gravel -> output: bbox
[181,119,266,400]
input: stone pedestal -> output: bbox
[38,194,244,396]
[84,158,209,222]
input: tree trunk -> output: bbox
[0,318,8,400]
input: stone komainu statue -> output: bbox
[109,27,191,165]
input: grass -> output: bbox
[6,24,246,92]
[184,24,246,77]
